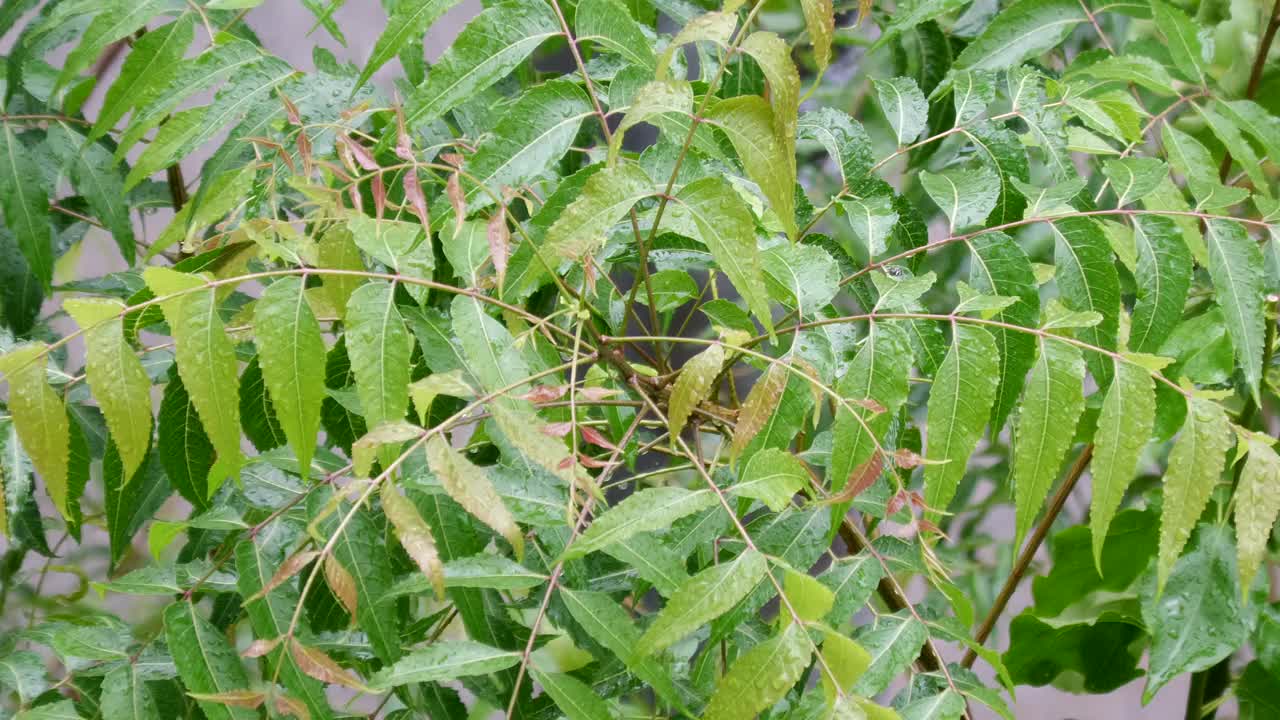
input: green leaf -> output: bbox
[899,690,967,720]
[403,0,559,128]
[157,369,215,509]
[923,325,999,518]
[576,0,655,69]
[544,162,653,259]
[252,277,327,475]
[0,345,70,518]
[64,298,152,479]
[666,342,725,441]
[1012,339,1085,545]
[702,624,810,720]
[830,322,911,494]
[144,268,242,491]
[919,165,999,233]
[1196,103,1268,192]
[636,548,768,655]
[367,641,521,690]
[1143,525,1250,702]
[0,125,53,289]
[0,651,49,705]
[1151,0,1207,85]
[1102,158,1167,208]
[761,242,839,316]
[656,12,737,81]
[1050,217,1120,385]
[783,569,835,622]
[382,482,445,599]
[348,214,434,290]
[1072,54,1178,95]
[734,447,809,511]
[852,614,927,696]
[357,0,462,90]
[1129,214,1192,354]
[665,177,773,332]
[164,601,256,720]
[14,700,82,719]
[739,31,800,235]
[798,108,875,190]
[1089,359,1156,572]
[390,554,546,594]
[968,232,1039,431]
[344,281,414,430]
[566,486,716,560]
[45,124,136,264]
[54,0,167,94]
[425,434,524,560]
[1216,99,1280,165]
[1204,219,1267,401]
[1236,436,1280,596]
[529,669,614,720]
[103,443,168,571]
[842,193,898,257]
[953,0,1085,71]
[1157,397,1231,589]
[874,76,928,145]
[610,80,693,163]
[100,664,160,720]
[1240,661,1280,720]
[90,16,194,142]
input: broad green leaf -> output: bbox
[45,124,135,264]
[923,325,999,518]
[967,123,1030,226]
[145,268,242,491]
[1161,124,1215,183]
[404,0,559,128]
[90,16,194,142]
[103,443,168,570]
[842,193,898,257]
[0,125,53,289]
[367,641,521,690]
[1012,339,1085,545]
[0,345,70,518]
[1151,0,1207,85]
[952,70,996,127]
[853,614,927,696]
[968,232,1039,431]
[1089,359,1156,571]
[830,322,911,493]
[656,12,737,80]
[344,281,414,429]
[1196,103,1268,192]
[1102,158,1166,207]
[1204,219,1266,401]
[874,76,928,145]
[253,277,327,475]
[1143,525,1249,701]
[665,177,774,332]
[1073,54,1177,95]
[14,699,82,719]
[348,214,434,291]
[0,651,48,705]
[637,548,768,655]
[797,108,875,189]
[953,0,1085,71]
[1050,217,1120,385]
[820,630,872,702]
[450,294,531,402]
[1239,661,1280,720]
[900,690,966,720]
[1129,215,1192,354]
[531,669,613,720]
[1157,397,1231,589]
[667,342,725,441]
[544,162,654,259]
[157,369,214,508]
[919,165,999,233]
[702,624,810,720]
[734,448,809,511]
[64,298,152,479]
[820,553,884,623]
[1236,437,1280,596]
[783,569,835,622]
[558,588,686,709]
[566,486,716,560]
[54,0,167,94]
[874,0,969,49]
[164,602,256,720]
[761,242,839,316]
[100,664,160,720]
[425,434,524,560]
[576,0,656,69]
[610,80,693,163]
[872,269,935,312]
[357,0,462,90]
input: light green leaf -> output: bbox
[1012,339,1085,545]
[425,434,524,560]
[923,325,999,519]
[45,124,136,264]
[164,602,256,720]
[739,31,800,235]
[667,342,725,441]
[820,630,872,702]
[1073,54,1178,95]
[54,0,168,94]
[1090,358,1157,572]
[0,346,69,519]
[1216,100,1280,165]
[734,448,809,511]
[1196,103,1267,193]
[576,0,655,69]
[702,624,810,720]
[852,614,928,696]
[919,165,999,232]
[100,664,160,720]
[357,0,462,90]
[91,16,194,142]
[253,277,326,476]
[610,80,693,163]
[544,162,654,259]
[953,0,1085,71]
[1157,397,1231,589]
[382,482,445,599]
[842,194,899,257]
[637,548,767,655]
[1151,0,1207,85]
[706,97,797,239]
[900,690,967,720]
[656,12,737,80]
[1130,215,1192,354]
[1236,436,1280,596]
[783,569,835,622]
[64,298,152,479]
[830,322,911,494]
[761,242,839,316]
[344,281,414,429]
[874,76,928,145]
[1050,217,1120,385]
[566,486,716,560]
[871,269,936,311]
[0,652,49,705]
[1204,219,1267,401]
[404,0,559,128]
[367,641,521,690]
[1102,158,1167,208]
[530,669,613,720]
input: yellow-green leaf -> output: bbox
[381,482,445,600]
[1236,436,1280,597]
[667,342,725,441]
[1090,357,1157,571]
[425,434,524,560]
[345,281,414,430]
[1157,397,1232,590]
[923,325,1000,519]
[701,623,810,720]
[253,277,326,476]
[636,548,767,655]
[0,345,70,518]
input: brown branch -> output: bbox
[961,444,1094,668]
[1218,0,1280,180]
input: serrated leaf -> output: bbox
[1102,158,1167,208]
[732,362,788,461]
[706,96,798,241]
[425,434,523,560]
[165,602,256,720]
[145,268,243,491]
[1050,217,1120,385]
[100,663,160,720]
[923,325,999,518]
[0,345,70,518]
[830,322,911,494]
[1236,437,1280,596]
[344,281,414,430]
[64,298,152,478]
[1157,397,1231,589]
[90,15,194,142]
[1196,102,1268,193]
[853,615,927,696]
[566,486,716,560]
[253,277,326,476]
[611,80,693,163]
[1129,215,1192,354]
[968,232,1039,431]
[382,480,445,599]
[637,548,767,655]
[530,669,613,720]
[367,641,521,690]
[1090,358,1156,572]
[953,0,1085,71]
[1151,0,1206,85]
[0,651,48,705]
[734,448,809,512]
[702,624,810,720]
[576,0,655,69]
[739,31,800,235]
[920,165,999,233]
[0,125,53,289]
[357,0,462,90]
[544,162,654,259]
[1204,219,1266,401]
[45,124,136,264]
[667,342,725,440]
[874,76,928,145]
[1012,339,1085,545]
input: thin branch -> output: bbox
[1218,0,1280,181]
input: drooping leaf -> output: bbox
[610,80,694,163]
[368,641,521,690]
[702,624,810,720]
[566,486,716,560]
[1050,217,1120,385]
[1157,397,1232,589]
[576,0,656,69]
[1089,358,1157,571]
[1236,436,1280,596]
[967,232,1039,431]
[164,602,256,720]
[1151,0,1207,85]
[923,325,999,519]
[738,30,800,236]
[666,342,725,441]
[357,0,463,90]
[734,448,810,512]
[919,164,999,233]
[253,277,327,475]
[530,669,614,720]
[0,345,70,518]
[425,434,524,560]
[90,16,195,142]
[45,125,136,264]
[852,614,928,696]
[0,125,53,289]
[543,162,654,259]
[1203,219,1266,401]
[636,548,768,655]
[874,76,928,145]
